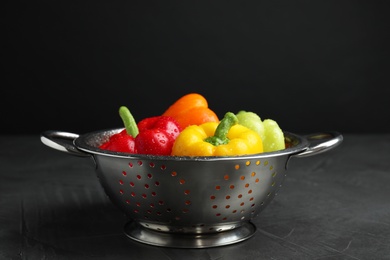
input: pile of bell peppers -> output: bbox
[99,93,285,156]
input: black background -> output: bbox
[4,0,390,135]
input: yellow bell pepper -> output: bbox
[171,112,263,156]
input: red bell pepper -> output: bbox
[99,106,182,156]
[99,129,136,153]
[99,106,138,153]
[136,115,182,155]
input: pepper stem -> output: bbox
[205,112,238,146]
[119,106,139,137]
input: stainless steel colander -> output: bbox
[41,129,342,248]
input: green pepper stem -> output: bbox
[205,112,238,146]
[119,106,139,137]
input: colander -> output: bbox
[41,129,342,248]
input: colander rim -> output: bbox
[73,128,309,161]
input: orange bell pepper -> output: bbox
[162,93,219,129]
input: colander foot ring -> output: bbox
[123,221,256,248]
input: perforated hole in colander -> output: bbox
[114,157,282,227]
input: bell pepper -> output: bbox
[236,110,265,141]
[236,110,285,152]
[135,114,182,155]
[171,112,263,156]
[99,129,136,153]
[100,106,182,155]
[99,106,138,153]
[262,119,285,152]
[162,93,219,129]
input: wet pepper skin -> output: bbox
[162,93,219,129]
[136,116,182,155]
[99,129,135,153]
[171,112,263,156]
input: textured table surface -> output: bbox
[1,134,389,259]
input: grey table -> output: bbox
[1,134,389,259]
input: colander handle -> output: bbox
[40,130,91,157]
[292,131,343,158]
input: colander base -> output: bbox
[123,221,256,248]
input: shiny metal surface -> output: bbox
[123,221,256,248]
[40,129,342,248]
